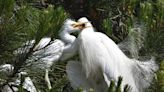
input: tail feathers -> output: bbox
[66,61,92,91]
[132,57,158,92]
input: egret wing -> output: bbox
[32,39,65,68]
[33,37,51,51]
[95,32,130,85]
[14,37,51,54]
[96,32,158,92]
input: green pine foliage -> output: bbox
[0,0,40,64]
[73,77,130,92]
[157,60,164,92]
[107,77,130,92]
[36,5,68,43]
[0,0,68,91]
[101,0,164,92]
[0,0,164,92]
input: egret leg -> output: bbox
[45,69,52,90]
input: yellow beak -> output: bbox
[72,22,86,30]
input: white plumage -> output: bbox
[0,19,79,91]
[33,37,51,51]
[66,17,158,92]
[27,19,79,89]
[0,64,37,92]
[32,38,64,68]
[31,19,79,68]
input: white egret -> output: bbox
[32,19,79,67]
[0,19,81,91]
[26,19,80,89]
[65,17,158,92]
[9,19,80,90]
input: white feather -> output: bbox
[32,39,64,68]
[66,61,108,92]
[66,61,92,91]
[33,37,51,51]
[23,77,37,92]
[67,17,158,92]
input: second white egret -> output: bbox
[65,17,158,92]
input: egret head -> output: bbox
[77,17,93,28]
[60,18,93,36]
[59,19,82,43]
[78,17,89,23]
[68,17,93,31]
[62,19,82,34]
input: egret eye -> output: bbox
[81,23,85,28]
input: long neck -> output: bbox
[82,26,95,33]
[59,30,76,44]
